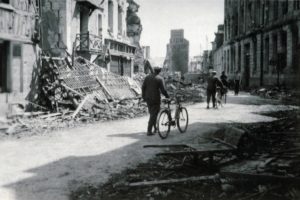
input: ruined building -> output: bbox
[223,0,300,88]
[212,24,225,75]
[0,0,39,100]
[40,0,136,77]
[164,29,189,75]
[189,55,202,72]
[201,50,213,73]
[126,0,144,73]
[142,46,150,60]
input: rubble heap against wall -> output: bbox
[28,54,145,120]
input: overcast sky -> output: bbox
[135,0,224,58]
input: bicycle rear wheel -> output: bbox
[157,109,171,139]
[177,107,188,133]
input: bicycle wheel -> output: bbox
[157,109,171,139]
[177,107,188,133]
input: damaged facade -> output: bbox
[0,0,39,101]
[126,0,144,73]
[212,24,225,75]
[222,0,300,88]
[164,29,189,75]
[189,55,202,72]
[201,50,213,73]
[40,0,137,77]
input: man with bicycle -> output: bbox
[206,71,223,109]
[142,64,169,136]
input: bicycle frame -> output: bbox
[162,96,183,125]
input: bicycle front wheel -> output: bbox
[177,107,189,133]
[157,109,171,139]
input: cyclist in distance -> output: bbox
[142,63,169,136]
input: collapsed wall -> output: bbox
[27,53,142,113]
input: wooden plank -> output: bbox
[96,77,114,100]
[220,171,300,183]
[157,149,234,156]
[39,113,62,119]
[128,175,219,187]
[143,144,189,148]
[72,95,90,119]
[61,83,85,98]
[187,143,232,151]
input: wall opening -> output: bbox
[0,41,9,93]
[264,37,269,73]
[292,25,299,72]
[108,0,114,32]
[0,0,9,4]
[80,7,89,34]
[253,38,257,75]
[280,30,287,70]
[98,14,102,37]
[274,0,279,20]
[244,43,250,88]
[118,5,122,35]
[272,34,278,74]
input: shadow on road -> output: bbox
[4,121,222,200]
[3,94,291,200]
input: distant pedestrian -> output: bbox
[220,71,228,88]
[234,71,241,95]
[220,71,228,100]
[142,66,169,136]
[206,71,223,109]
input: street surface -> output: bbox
[0,92,297,200]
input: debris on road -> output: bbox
[71,109,300,200]
[251,87,300,105]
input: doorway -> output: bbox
[0,41,9,93]
[244,43,250,88]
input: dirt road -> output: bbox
[0,93,297,200]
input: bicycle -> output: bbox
[216,86,227,108]
[156,95,189,139]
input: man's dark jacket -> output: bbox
[207,75,223,91]
[142,74,169,104]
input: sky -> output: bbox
[135,0,224,58]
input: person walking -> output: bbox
[234,71,241,95]
[220,71,228,88]
[142,66,169,136]
[220,71,228,101]
[206,71,223,109]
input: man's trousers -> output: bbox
[207,89,216,107]
[146,102,160,133]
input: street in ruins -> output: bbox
[0,93,297,200]
[1,0,300,200]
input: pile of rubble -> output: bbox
[166,80,206,103]
[0,55,149,138]
[251,87,300,105]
